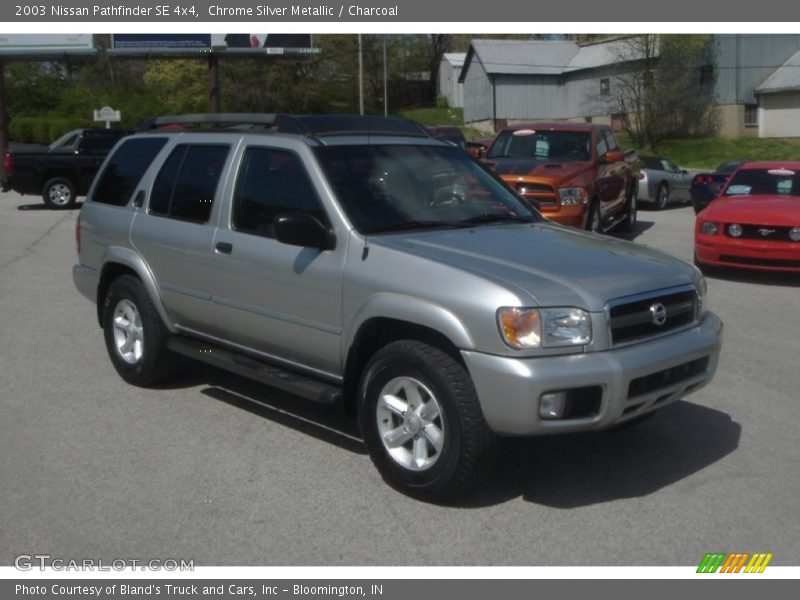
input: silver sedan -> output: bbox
[637,156,693,209]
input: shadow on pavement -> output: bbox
[165,363,366,455]
[17,201,83,211]
[612,219,654,242]
[703,266,800,288]
[164,362,738,507]
[462,400,740,508]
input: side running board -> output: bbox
[167,336,342,405]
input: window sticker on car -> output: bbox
[535,140,549,157]
[726,185,752,195]
[768,169,796,176]
[777,179,793,194]
[512,129,536,136]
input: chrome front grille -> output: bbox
[607,285,698,346]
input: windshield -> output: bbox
[487,129,592,162]
[315,144,541,234]
[724,168,800,197]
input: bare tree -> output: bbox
[609,34,717,149]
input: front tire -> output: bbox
[102,275,177,386]
[619,186,637,233]
[586,200,602,233]
[42,177,77,209]
[358,340,497,502]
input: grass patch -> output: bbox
[398,107,489,141]
[617,133,800,170]
[399,106,464,126]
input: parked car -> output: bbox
[483,123,639,234]
[467,138,491,160]
[2,127,133,208]
[690,159,748,215]
[637,156,693,209]
[695,161,800,272]
[74,113,721,501]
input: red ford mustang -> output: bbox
[695,161,800,272]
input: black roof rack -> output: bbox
[274,114,429,137]
[138,113,430,138]
[138,113,278,131]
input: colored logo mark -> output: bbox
[697,552,773,573]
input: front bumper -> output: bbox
[462,311,723,435]
[696,234,800,272]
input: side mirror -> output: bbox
[274,213,335,250]
[601,150,625,164]
[681,169,689,175]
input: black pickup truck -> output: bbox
[2,128,132,208]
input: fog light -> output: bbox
[790,227,800,242]
[539,391,567,420]
[728,223,743,238]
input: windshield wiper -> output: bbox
[367,220,462,234]
[450,214,535,227]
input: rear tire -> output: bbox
[42,177,77,209]
[102,275,177,386]
[358,340,497,502]
[656,183,669,210]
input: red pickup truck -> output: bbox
[483,123,639,233]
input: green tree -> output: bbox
[609,34,717,149]
[142,59,208,114]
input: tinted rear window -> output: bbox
[149,144,230,223]
[92,137,168,206]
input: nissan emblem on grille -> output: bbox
[758,228,775,237]
[650,302,668,326]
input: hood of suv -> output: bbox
[485,158,590,187]
[370,223,698,310]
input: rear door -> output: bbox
[130,138,233,333]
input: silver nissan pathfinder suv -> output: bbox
[73,114,722,501]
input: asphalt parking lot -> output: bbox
[1,192,798,567]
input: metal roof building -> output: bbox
[459,34,800,138]
[755,49,800,138]
[438,53,466,108]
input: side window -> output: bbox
[602,130,619,152]
[82,132,123,154]
[662,160,679,174]
[92,137,168,206]
[595,132,608,158]
[52,133,79,153]
[232,147,327,238]
[149,144,230,223]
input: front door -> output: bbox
[211,143,346,377]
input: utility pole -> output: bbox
[208,53,220,113]
[383,35,388,117]
[358,34,364,115]
[0,59,7,162]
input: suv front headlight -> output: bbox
[497,307,592,349]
